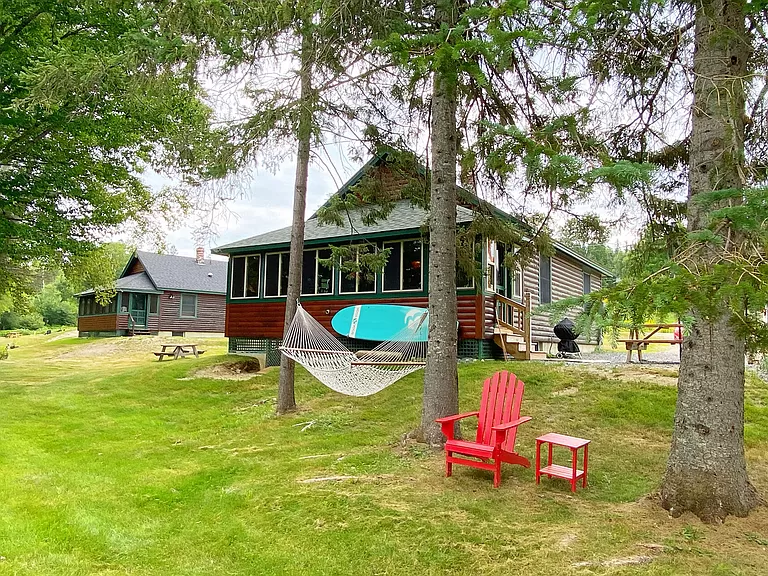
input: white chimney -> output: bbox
[196,246,205,264]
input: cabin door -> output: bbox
[129,294,148,327]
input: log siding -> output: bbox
[227,294,480,340]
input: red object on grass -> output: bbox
[535,433,590,492]
[435,371,532,488]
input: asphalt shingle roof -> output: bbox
[214,200,475,253]
[116,272,160,292]
[137,251,229,294]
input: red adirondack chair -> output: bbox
[435,371,532,487]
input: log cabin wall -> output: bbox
[226,294,480,340]
[78,314,117,332]
[524,251,600,348]
[159,292,226,333]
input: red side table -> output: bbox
[535,433,590,492]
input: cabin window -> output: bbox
[180,293,197,318]
[383,239,423,292]
[149,295,159,315]
[78,298,85,316]
[512,265,523,299]
[302,248,333,295]
[494,242,522,300]
[583,272,591,294]
[339,246,376,294]
[456,241,480,289]
[264,252,290,297]
[231,254,261,298]
[539,255,552,304]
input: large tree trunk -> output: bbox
[420,0,459,447]
[660,0,760,522]
[277,35,313,415]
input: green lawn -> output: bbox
[0,334,766,575]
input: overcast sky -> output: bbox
[137,154,363,260]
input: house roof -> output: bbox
[213,152,614,277]
[76,272,162,297]
[134,251,228,294]
[214,201,476,253]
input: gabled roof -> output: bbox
[214,200,475,253]
[132,251,228,294]
[76,272,161,297]
[213,151,614,277]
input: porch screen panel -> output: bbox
[265,254,280,296]
[539,255,552,304]
[302,251,316,295]
[402,240,422,290]
[231,256,245,298]
[383,242,401,291]
[245,255,260,297]
[279,253,290,296]
[317,249,333,294]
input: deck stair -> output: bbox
[492,293,544,361]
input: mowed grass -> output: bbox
[0,334,767,575]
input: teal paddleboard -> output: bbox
[332,304,429,342]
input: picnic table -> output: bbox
[154,344,205,361]
[617,323,683,363]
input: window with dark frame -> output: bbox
[149,295,159,314]
[180,293,197,318]
[383,239,423,292]
[539,255,552,304]
[302,248,333,295]
[339,246,376,294]
[264,252,290,297]
[583,272,591,294]
[231,254,261,298]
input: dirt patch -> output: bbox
[572,364,679,387]
[192,358,261,380]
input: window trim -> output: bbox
[301,248,335,296]
[179,293,198,318]
[539,255,552,304]
[148,294,160,315]
[230,254,262,299]
[338,245,377,295]
[263,251,290,298]
[382,239,424,293]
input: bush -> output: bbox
[38,301,76,326]
[0,311,21,330]
[18,313,45,330]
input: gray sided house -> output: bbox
[213,153,612,366]
[76,249,228,337]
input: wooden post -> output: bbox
[524,291,532,360]
[626,327,634,363]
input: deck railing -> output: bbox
[494,292,533,360]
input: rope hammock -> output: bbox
[279,305,428,396]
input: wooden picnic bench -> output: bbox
[154,343,205,361]
[617,323,683,363]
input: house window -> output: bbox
[456,241,479,289]
[383,239,423,292]
[264,252,290,297]
[583,272,591,294]
[539,255,552,304]
[180,293,197,318]
[302,248,333,295]
[231,254,261,298]
[149,295,159,314]
[339,246,376,294]
[494,242,522,300]
[512,265,523,299]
